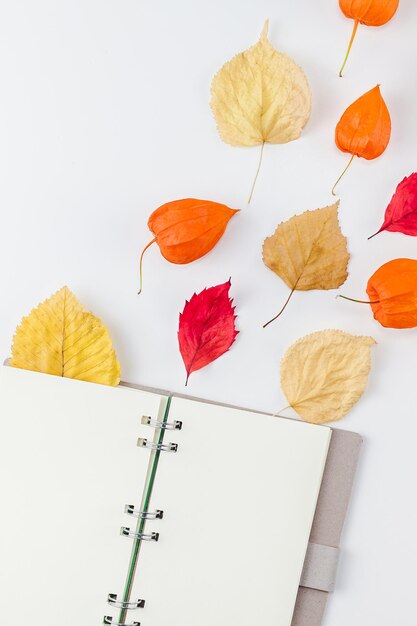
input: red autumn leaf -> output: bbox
[178,279,238,385]
[369,173,417,239]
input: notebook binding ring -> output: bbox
[141,415,182,430]
[137,437,178,452]
[125,504,164,519]
[107,593,145,609]
[103,617,140,625]
[120,526,159,541]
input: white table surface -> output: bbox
[0,1,416,624]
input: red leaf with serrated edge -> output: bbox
[369,173,417,239]
[178,279,238,385]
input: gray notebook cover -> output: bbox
[292,427,362,626]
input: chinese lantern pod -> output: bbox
[148,199,239,264]
[138,198,239,293]
[367,258,417,328]
[332,86,391,195]
[335,85,391,160]
[339,0,400,26]
[338,1,400,76]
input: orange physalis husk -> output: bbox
[138,199,239,294]
[339,0,400,76]
[339,258,417,329]
[332,85,391,195]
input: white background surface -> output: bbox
[0,1,416,624]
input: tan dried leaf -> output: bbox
[262,201,349,326]
[10,286,120,386]
[210,20,311,147]
[281,330,375,424]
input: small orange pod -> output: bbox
[147,198,238,264]
[338,2,399,77]
[335,85,391,160]
[138,198,239,293]
[366,258,417,328]
[339,0,400,27]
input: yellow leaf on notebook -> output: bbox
[210,20,311,202]
[280,330,375,424]
[262,202,349,327]
[10,287,120,385]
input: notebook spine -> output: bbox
[104,401,180,625]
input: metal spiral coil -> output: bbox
[141,415,182,430]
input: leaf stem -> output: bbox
[247,141,265,204]
[272,406,291,417]
[332,154,355,196]
[263,285,297,328]
[339,19,359,77]
[337,295,380,305]
[138,238,156,295]
[367,230,381,240]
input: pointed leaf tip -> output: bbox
[260,19,269,40]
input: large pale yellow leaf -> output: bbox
[281,330,375,424]
[10,287,120,386]
[210,20,311,147]
[262,202,349,326]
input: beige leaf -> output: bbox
[10,286,120,386]
[210,20,311,147]
[281,330,375,424]
[262,201,349,326]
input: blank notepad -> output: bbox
[134,396,331,626]
[0,366,331,626]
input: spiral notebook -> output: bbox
[0,365,361,626]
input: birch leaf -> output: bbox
[210,20,311,202]
[281,330,375,424]
[10,287,120,385]
[262,202,349,326]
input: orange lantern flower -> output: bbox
[339,0,400,76]
[138,198,239,293]
[339,258,417,329]
[332,85,391,194]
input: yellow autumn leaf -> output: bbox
[210,20,311,146]
[262,201,349,327]
[280,330,375,424]
[210,20,311,202]
[10,287,120,386]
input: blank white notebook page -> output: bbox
[0,366,167,625]
[135,396,331,626]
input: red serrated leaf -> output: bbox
[369,173,417,239]
[178,279,238,385]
